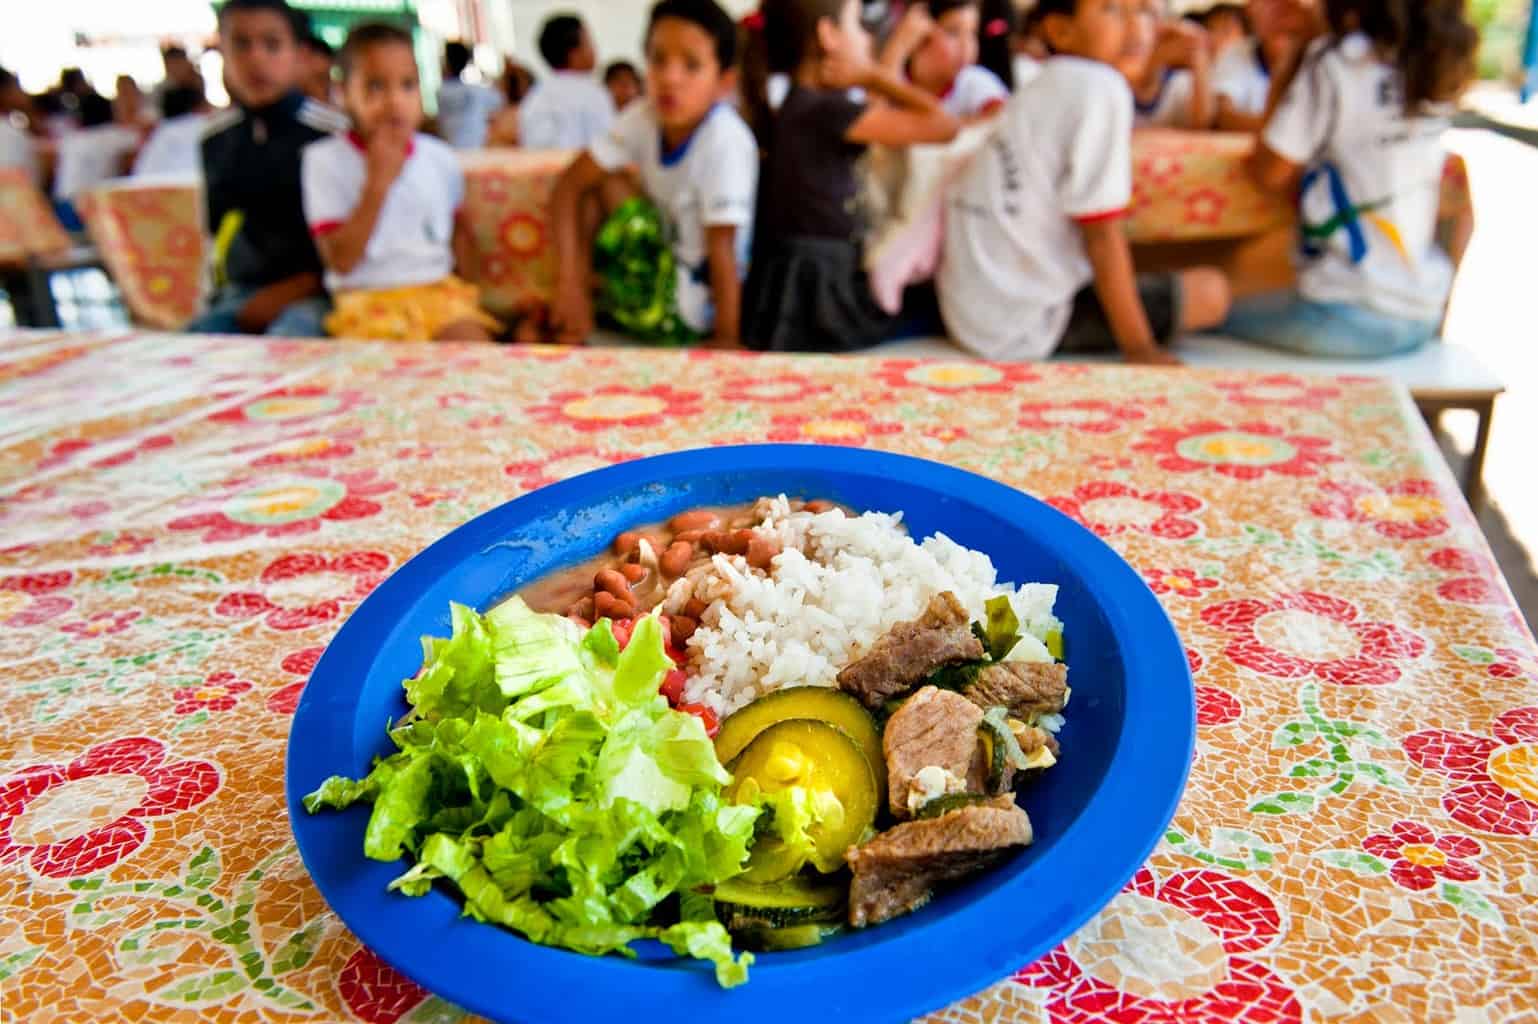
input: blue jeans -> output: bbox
[186,286,332,338]
[1222,291,1437,359]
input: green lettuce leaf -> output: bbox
[304,602,760,986]
[981,595,1022,661]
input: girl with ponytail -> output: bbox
[1226,0,1478,358]
[740,0,958,352]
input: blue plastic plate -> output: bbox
[287,445,1193,1024]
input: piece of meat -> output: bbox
[845,796,1033,928]
[961,661,1068,719]
[883,686,984,818]
[837,591,985,709]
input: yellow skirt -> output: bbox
[326,276,500,341]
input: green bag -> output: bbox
[593,197,702,346]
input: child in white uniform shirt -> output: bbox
[1211,0,1298,132]
[1120,0,1214,129]
[1226,0,1477,358]
[881,0,1010,120]
[302,23,496,341]
[519,15,615,150]
[549,0,758,346]
[436,42,505,149]
[939,0,1230,364]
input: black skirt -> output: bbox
[742,236,894,353]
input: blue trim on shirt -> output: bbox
[1134,68,1177,115]
[658,103,722,167]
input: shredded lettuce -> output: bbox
[305,597,757,987]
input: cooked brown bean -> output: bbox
[670,509,721,533]
[594,591,630,621]
[569,596,595,621]
[805,499,834,513]
[746,536,780,570]
[613,531,640,556]
[671,615,698,642]
[661,541,694,577]
[684,596,708,619]
[675,529,703,544]
[594,568,631,599]
[620,563,646,583]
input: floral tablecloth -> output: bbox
[0,169,72,267]
[1,330,1534,1024]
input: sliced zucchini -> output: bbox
[726,721,878,874]
[1045,627,1064,661]
[735,923,841,952]
[915,792,998,820]
[713,875,847,928]
[715,687,886,795]
[977,715,1014,794]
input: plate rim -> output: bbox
[286,444,1194,1022]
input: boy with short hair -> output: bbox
[1211,0,1294,132]
[298,32,338,105]
[939,0,1231,364]
[604,60,645,111]
[518,13,615,149]
[190,0,348,336]
[547,0,757,347]
[302,23,495,341]
[437,41,504,148]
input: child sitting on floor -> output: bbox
[1225,0,1477,357]
[741,0,958,352]
[1121,0,1215,129]
[938,0,1230,364]
[548,0,758,346]
[302,23,496,341]
[880,0,1009,120]
[518,14,615,150]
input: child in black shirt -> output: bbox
[189,0,347,336]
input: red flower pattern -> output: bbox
[1016,867,1301,1024]
[338,947,431,1024]
[1196,686,1242,726]
[1404,707,1538,836]
[1048,481,1204,540]
[86,533,155,557]
[1144,567,1219,598]
[1201,591,1427,686]
[1310,479,1450,540]
[0,571,74,628]
[1363,820,1482,891]
[874,359,1041,394]
[526,385,703,433]
[268,646,323,714]
[1427,547,1505,606]
[0,737,219,878]
[1213,374,1342,410]
[763,410,903,447]
[60,610,141,638]
[503,447,637,490]
[167,468,395,542]
[172,670,254,715]
[1018,399,1147,435]
[215,551,390,632]
[1135,420,1340,480]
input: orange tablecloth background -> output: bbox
[65,134,1301,331]
[2,329,1534,1023]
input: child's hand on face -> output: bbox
[891,4,936,57]
[1153,21,1209,70]
[364,129,411,192]
[820,49,872,92]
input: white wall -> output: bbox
[489,0,756,71]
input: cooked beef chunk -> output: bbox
[845,796,1033,927]
[961,661,1068,719]
[883,686,984,818]
[837,591,985,708]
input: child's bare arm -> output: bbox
[878,4,933,76]
[316,132,408,275]
[704,225,741,348]
[1245,142,1302,194]
[1214,97,1264,133]
[452,212,478,281]
[1079,219,1178,365]
[843,66,959,146]
[235,273,323,334]
[549,152,608,343]
[1187,46,1215,129]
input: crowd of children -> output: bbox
[0,0,1481,361]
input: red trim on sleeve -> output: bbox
[310,220,343,237]
[1072,208,1128,225]
[977,97,1006,116]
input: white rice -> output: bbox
[664,497,1061,717]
